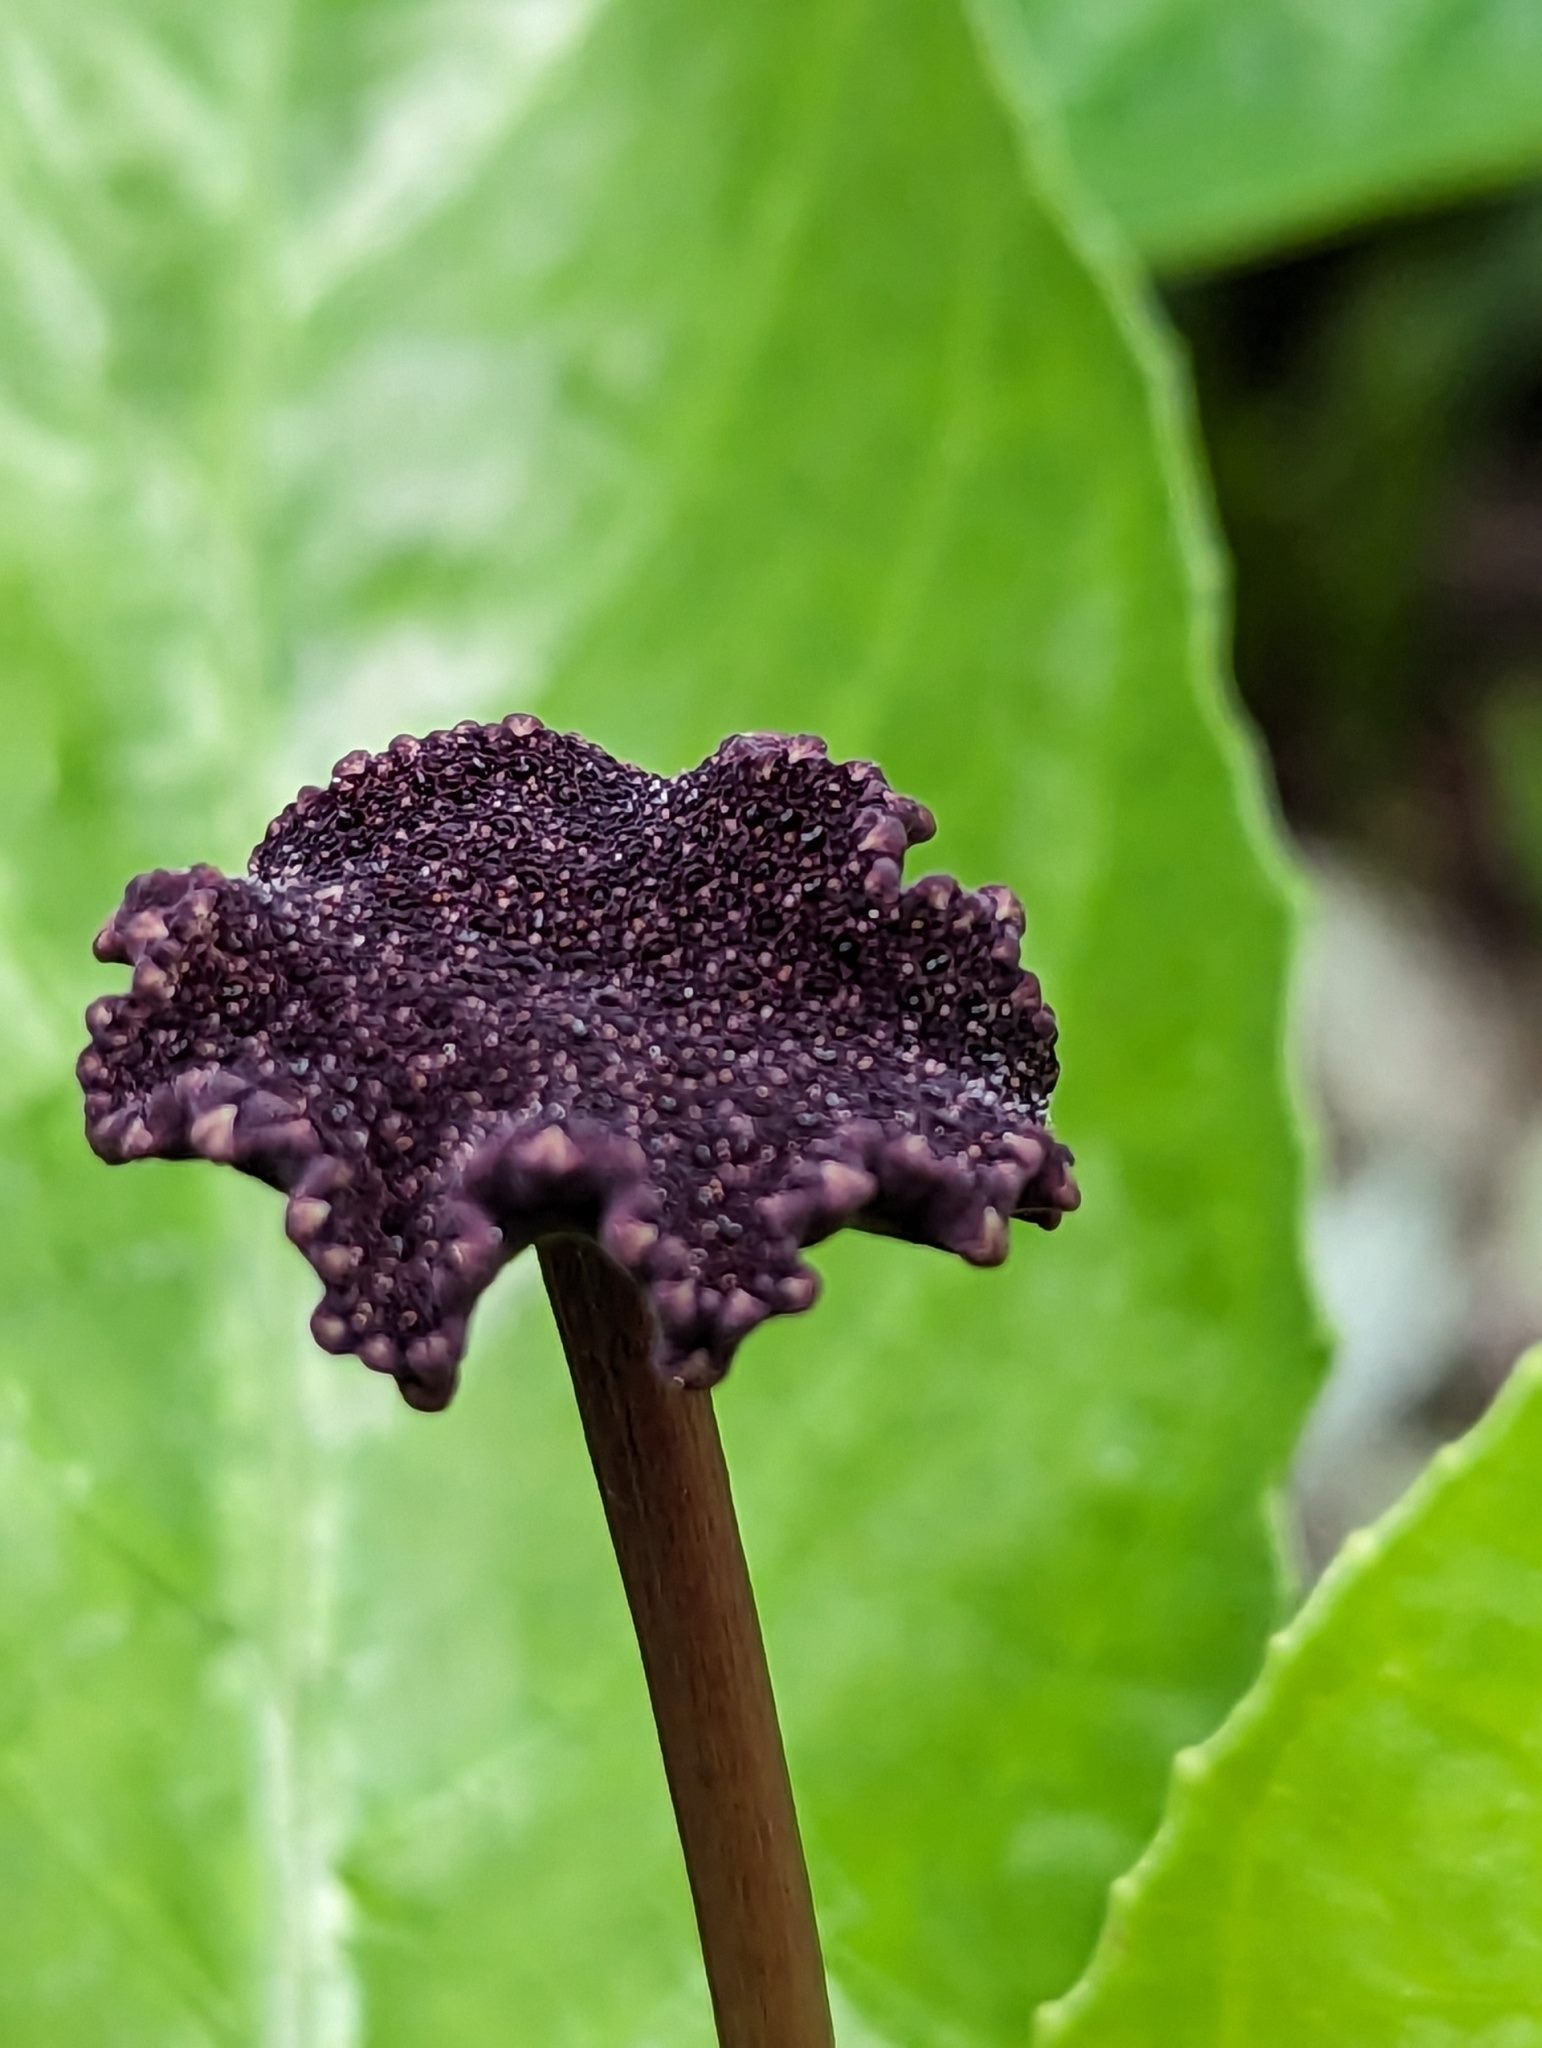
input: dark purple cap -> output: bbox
[79,718,1077,1410]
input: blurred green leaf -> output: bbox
[1484,675,1542,920]
[1045,1350,1542,2048]
[1014,0,1542,268]
[0,0,1317,2041]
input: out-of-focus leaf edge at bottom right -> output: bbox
[1041,1346,1542,2048]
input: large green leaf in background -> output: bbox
[1017,0,1542,268]
[0,0,1317,2041]
[1044,1350,1542,2048]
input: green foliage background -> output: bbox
[1047,1350,1542,2048]
[0,0,1536,2043]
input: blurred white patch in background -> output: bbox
[1293,851,1542,1567]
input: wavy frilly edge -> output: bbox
[79,718,1078,1411]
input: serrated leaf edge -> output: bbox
[1034,1346,1542,2042]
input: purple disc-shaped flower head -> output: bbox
[79,718,1078,1410]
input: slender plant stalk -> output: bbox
[539,1236,834,2048]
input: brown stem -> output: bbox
[539,1236,834,2048]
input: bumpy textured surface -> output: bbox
[79,719,1077,1409]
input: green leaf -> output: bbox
[1044,1349,1542,2048]
[0,0,1317,2041]
[1013,0,1542,267]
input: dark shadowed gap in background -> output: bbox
[1170,187,1542,1567]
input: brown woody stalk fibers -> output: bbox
[540,1236,834,2048]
